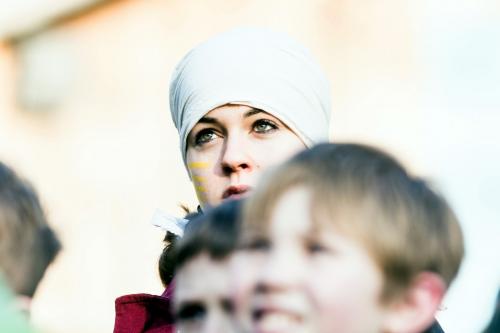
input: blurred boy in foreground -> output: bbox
[232,143,464,333]
[172,200,242,333]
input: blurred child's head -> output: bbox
[0,161,61,304]
[233,143,464,333]
[172,199,242,333]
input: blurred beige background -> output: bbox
[1,0,499,332]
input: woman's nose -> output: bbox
[220,135,254,175]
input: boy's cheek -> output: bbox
[229,254,261,327]
[229,254,257,301]
[306,271,386,332]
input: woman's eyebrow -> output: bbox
[244,109,264,118]
[197,116,219,124]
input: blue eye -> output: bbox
[194,129,218,146]
[253,119,278,134]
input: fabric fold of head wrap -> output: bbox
[169,27,332,169]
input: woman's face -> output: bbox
[186,104,306,208]
[231,187,390,333]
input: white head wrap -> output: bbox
[169,27,331,168]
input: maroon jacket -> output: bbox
[113,284,175,333]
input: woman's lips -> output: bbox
[222,185,251,199]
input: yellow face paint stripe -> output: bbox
[192,175,205,183]
[188,162,210,169]
[195,185,207,193]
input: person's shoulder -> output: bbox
[114,293,174,333]
[0,280,35,333]
[115,293,169,305]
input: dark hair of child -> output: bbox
[159,200,242,285]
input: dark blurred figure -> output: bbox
[0,161,61,315]
[483,289,500,333]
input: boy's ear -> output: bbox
[382,272,446,333]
